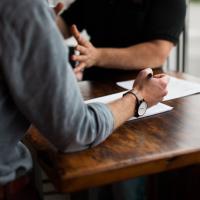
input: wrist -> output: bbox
[131,88,144,102]
[95,48,103,66]
[122,92,137,117]
[123,89,148,117]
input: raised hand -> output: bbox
[71,25,100,74]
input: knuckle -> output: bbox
[163,89,168,97]
[160,80,167,88]
[140,70,148,76]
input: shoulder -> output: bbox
[0,0,55,36]
[0,0,52,23]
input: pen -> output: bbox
[147,73,153,79]
[146,68,153,79]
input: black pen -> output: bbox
[146,68,153,79]
[147,73,153,79]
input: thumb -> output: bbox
[133,68,153,89]
[137,68,153,80]
[54,2,64,15]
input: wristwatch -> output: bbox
[123,89,148,117]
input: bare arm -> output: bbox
[96,40,173,70]
[71,25,173,73]
[108,94,136,129]
[107,69,169,129]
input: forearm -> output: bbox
[96,40,173,70]
[64,94,136,151]
[108,94,136,129]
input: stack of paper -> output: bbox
[116,76,200,101]
[85,76,200,121]
[85,92,173,121]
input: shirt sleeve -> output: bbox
[1,0,114,152]
[142,0,186,44]
[61,0,85,31]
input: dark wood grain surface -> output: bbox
[25,71,200,193]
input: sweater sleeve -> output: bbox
[1,0,114,152]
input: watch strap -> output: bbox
[123,90,139,104]
[123,90,140,117]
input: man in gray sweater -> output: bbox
[0,0,168,198]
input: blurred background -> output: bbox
[189,0,200,76]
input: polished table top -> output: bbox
[26,71,200,193]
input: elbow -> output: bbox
[155,52,169,67]
[147,53,168,69]
[59,125,97,153]
[151,40,173,67]
[54,103,113,153]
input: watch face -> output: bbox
[138,101,148,116]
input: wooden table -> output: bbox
[25,72,200,193]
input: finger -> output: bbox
[71,25,90,47]
[71,24,81,41]
[75,45,88,55]
[74,62,86,72]
[164,75,170,84]
[154,73,167,78]
[156,77,169,91]
[154,74,170,84]
[54,2,64,15]
[75,71,83,81]
[72,55,87,62]
[160,97,165,103]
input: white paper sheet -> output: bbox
[116,76,200,101]
[85,92,173,121]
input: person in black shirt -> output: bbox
[57,0,186,80]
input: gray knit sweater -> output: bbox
[0,0,114,185]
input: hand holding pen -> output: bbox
[133,68,169,107]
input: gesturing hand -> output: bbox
[71,25,100,74]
